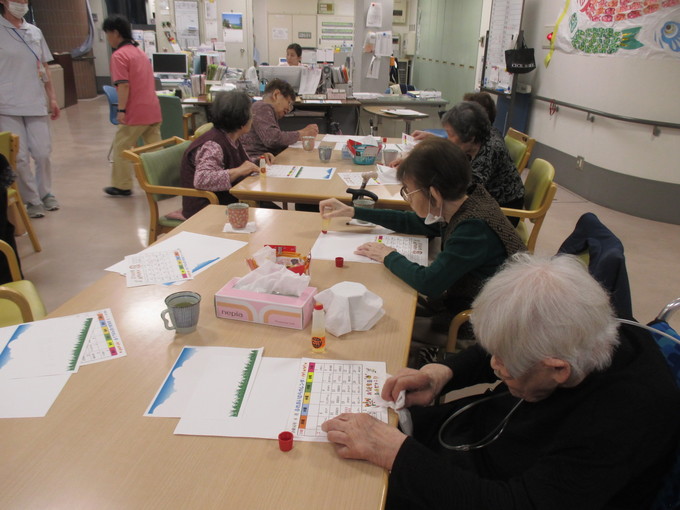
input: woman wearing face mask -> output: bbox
[0,0,61,218]
[319,138,524,349]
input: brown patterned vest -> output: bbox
[439,184,526,313]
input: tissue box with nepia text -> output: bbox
[215,277,317,329]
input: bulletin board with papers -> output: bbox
[481,0,525,93]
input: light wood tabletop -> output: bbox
[0,206,416,510]
[230,137,411,211]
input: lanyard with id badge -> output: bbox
[9,26,49,83]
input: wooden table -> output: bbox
[0,207,416,510]
[230,137,410,210]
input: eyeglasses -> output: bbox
[400,186,423,202]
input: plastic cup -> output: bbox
[353,198,375,226]
[227,202,249,229]
[160,291,201,334]
[318,145,332,162]
[302,136,315,151]
[383,149,399,165]
[278,431,294,452]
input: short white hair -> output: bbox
[470,253,620,381]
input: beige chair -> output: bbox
[0,132,41,252]
[0,239,46,325]
[502,158,557,253]
[505,127,536,175]
[191,122,213,140]
[123,137,219,245]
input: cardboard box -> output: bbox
[215,278,317,329]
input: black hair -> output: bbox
[397,137,471,201]
[463,92,496,123]
[286,43,302,57]
[441,101,491,144]
[211,91,252,133]
[102,14,134,41]
[263,78,295,99]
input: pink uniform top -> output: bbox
[110,42,161,126]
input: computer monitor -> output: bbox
[152,53,189,75]
[258,65,303,93]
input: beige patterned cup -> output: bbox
[227,202,249,229]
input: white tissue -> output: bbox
[313,281,385,336]
[375,387,413,436]
[234,261,310,297]
[251,246,277,267]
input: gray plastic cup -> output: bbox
[161,291,201,334]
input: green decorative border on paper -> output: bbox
[230,349,259,417]
[68,318,92,371]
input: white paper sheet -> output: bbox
[0,372,70,418]
[322,135,354,143]
[265,165,335,180]
[0,316,91,379]
[124,249,193,287]
[299,67,322,95]
[175,358,388,442]
[311,232,428,265]
[366,2,383,27]
[375,31,392,57]
[106,232,247,281]
[366,55,381,79]
[146,346,263,418]
[381,108,428,117]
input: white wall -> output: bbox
[522,0,680,185]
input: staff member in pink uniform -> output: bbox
[102,15,161,196]
[0,0,60,218]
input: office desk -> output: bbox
[0,207,416,510]
[230,140,410,210]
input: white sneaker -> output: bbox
[26,203,46,218]
[42,194,60,211]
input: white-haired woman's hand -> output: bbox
[382,364,453,408]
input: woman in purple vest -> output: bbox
[180,91,274,218]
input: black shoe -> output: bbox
[104,186,132,196]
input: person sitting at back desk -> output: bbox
[322,253,680,510]
[285,43,302,66]
[241,79,318,158]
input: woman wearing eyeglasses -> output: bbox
[319,137,524,347]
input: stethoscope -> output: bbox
[438,391,524,451]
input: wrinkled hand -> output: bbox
[237,160,260,177]
[300,124,319,138]
[387,155,403,168]
[116,111,126,124]
[411,130,436,141]
[354,242,395,263]
[321,413,407,470]
[262,152,275,165]
[319,197,354,218]
[382,365,453,407]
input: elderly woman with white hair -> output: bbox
[322,254,680,510]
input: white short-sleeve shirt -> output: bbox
[0,16,53,116]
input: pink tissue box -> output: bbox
[215,277,317,329]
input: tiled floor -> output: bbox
[13,95,680,329]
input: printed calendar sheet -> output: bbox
[124,248,193,287]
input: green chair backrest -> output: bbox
[504,135,527,170]
[0,131,11,162]
[158,95,185,139]
[523,158,555,211]
[139,140,191,202]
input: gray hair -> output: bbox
[441,101,490,144]
[470,253,620,382]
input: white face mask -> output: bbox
[424,201,444,225]
[8,1,29,18]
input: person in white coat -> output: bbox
[0,0,60,218]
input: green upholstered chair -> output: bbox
[158,95,196,140]
[504,127,536,175]
[0,131,41,252]
[502,158,557,253]
[0,239,46,326]
[122,137,218,245]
